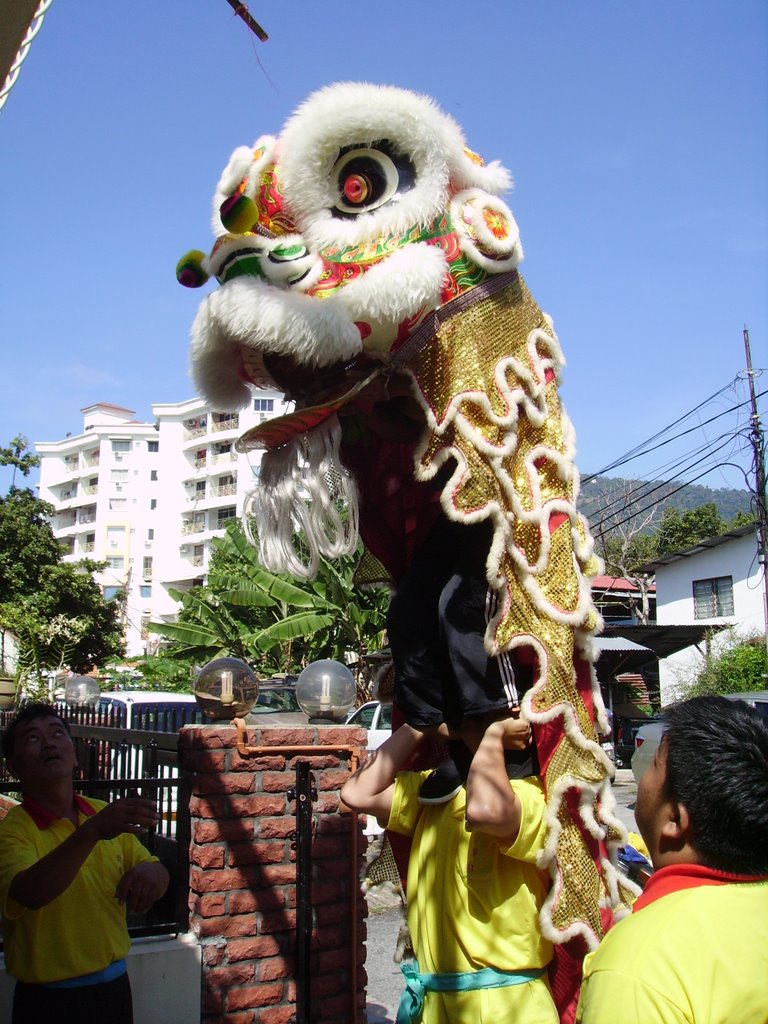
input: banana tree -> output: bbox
[148,521,389,677]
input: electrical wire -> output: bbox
[582,383,766,484]
[589,434,746,536]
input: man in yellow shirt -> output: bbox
[0,703,169,1024]
[576,695,768,1024]
[341,711,558,1024]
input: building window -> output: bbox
[140,584,151,599]
[140,613,151,640]
[107,526,125,549]
[107,557,124,571]
[150,470,158,482]
[196,480,206,496]
[253,398,274,412]
[150,498,157,510]
[693,576,734,619]
[111,439,131,452]
[148,440,159,453]
[142,557,153,580]
[147,528,154,541]
[109,498,127,510]
[104,586,125,601]
[217,506,236,527]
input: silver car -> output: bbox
[631,691,768,783]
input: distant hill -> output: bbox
[578,476,753,531]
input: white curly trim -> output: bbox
[535,773,627,950]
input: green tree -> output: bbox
[148,521,389,683]
[0,434,40,488]
[0,488,62,603]
[655,503,728,558]
[680,629,768,698]
[0,437,125,686]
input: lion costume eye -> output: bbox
[332,142,415,218]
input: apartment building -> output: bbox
[36,394,288,659]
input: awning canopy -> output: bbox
[594,636,656,678]
[601,623,725,661]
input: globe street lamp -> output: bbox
[193,656,259,721]
[295,659,356,724]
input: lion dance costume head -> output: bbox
[178,81,637,1018]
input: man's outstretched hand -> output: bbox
[88,798,159,841]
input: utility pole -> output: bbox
[743,326,768,659]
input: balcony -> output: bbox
[83,452,100,469]
[82,542,95,553]
[181,522,206,536]
[82,484,98,496]
[183,417,208,443]
[194,457,207,470]
[211,414,239,433]
[211,451,235,466]
[212,483,236,498]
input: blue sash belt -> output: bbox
[39,959,127,989]
[396,959,547,1023]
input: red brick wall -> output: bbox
[180,724,369,1024]
[0,794,19,821]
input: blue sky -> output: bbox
[1,0,765,493]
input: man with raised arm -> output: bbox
[341,711,558,1024]
[0,702,169,1024]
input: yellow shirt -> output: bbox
[576,877,768,1024]
[0,797,156,983]
[388,772,557,1024]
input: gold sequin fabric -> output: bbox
[404,273,635,945]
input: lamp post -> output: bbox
[64,674,101,707]
[193,656,259,721]
[294,659,356,724]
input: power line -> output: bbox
[582,382,766,484]
[579,428,741,518]
[589,435,742,536]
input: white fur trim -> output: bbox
[277,82,510,252]
[189,276,362,409]
[450,189,523,273]
[334,242,447,325]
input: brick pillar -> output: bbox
[180,723,369,1024]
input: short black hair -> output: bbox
[1,702,71,762]
[662,695,768,875]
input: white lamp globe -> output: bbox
[64,675,101,707]
[295,660,356,723]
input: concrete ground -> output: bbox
[364,769,638,1023]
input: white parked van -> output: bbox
[97,691,204,731]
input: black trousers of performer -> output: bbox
[12,972,133,1024]
[387,517,532,730]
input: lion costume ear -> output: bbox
[211,136,278,234]
[451,146,513,196]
